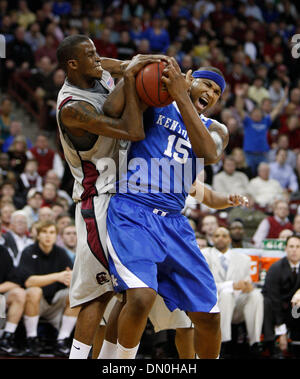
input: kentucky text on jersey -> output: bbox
[112,102,214,212]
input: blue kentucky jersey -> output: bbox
[117,102,214,212]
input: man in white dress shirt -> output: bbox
[202,227,264,357]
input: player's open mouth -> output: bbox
[196,97,209,110]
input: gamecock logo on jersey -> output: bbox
[96,272,110,285]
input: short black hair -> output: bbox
[57,34,90,72]
[286,234,300,246]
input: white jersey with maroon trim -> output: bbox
[56,70,130,202]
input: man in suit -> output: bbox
[262,234,300,357]
[202,227,264,357]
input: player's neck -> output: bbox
[67,75,96,90]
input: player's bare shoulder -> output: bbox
[60,100,99,131]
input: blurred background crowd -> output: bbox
[0,0,300,359]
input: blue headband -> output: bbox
[192,70,226,94]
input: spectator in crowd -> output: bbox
[294,153,300,190]
[0,202,16,234]
[34,33,58,65]
[0,181,25,210]
[61,223,77,263]
[24,21,46,52]
[2,120,33,153]
[268,134,296,169]
[55,212,72,247]
[3,210,33,267]
[248,77,270,107]
[116,30,136,60]
[17,159,43,200]
[231,147,253,179]
[17,220,78,357]
[27,134,64,179]
[269,148,299,193]
[235,84,288,175]
[93,28,118,59]
[142,14,170,53]
[202,227,264,358]
[268,78,286,107]
[0,218,26,356]
[229,220,254,248]
[201,214,219,247]
[212,156,249,196]
[195,232,208,250]
[262,235,300,358]
[293,214,300,236]
[0,153,15,185]
[44,170,72,206]
[7,135,28,175]
[38,206,55,222]
[278,229,294,240]
[21,188,43,229]
[248,162,285,208]
[253,199,293,248]
[51,202,65,221]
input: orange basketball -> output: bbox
[135,61,173,107]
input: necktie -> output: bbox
[292,267,297,286]
[220,255,228,278]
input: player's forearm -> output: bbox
[174,94,220,163]
[192,182,231,209]
[100,58,129,77]
[103,78,125,118]
[120,74,145,141]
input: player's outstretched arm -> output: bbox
[190,178,249,209]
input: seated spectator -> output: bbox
[61,224,77,263]
[24,21,45,52]
[278,229,294,240]
[294,153,300,190]
[268,78,286,107]
[0,233,26,356]
[269,148,299,193]
[16,0,36,29]
[7,135,28,175]
[41,182,62,209]
[0,181,25,210]
[116,31,136,60]
[235,84,288,175]
[27,134,64,179]
[202,227,264,358]
[268,134,296,169]
[38,206,55,222]
[17,159,43,199]
[55,212,72,247]
[17,220,79,357]
[93,28,118,59]
[228,194,266,240]
[22,188,43,228]
[201,214,219,247]
[0,203,16,234]
[44,170,72,206]
[253,199,293,248]
[3,210,33,267]
[231,147,253,179]
[248,77,270,107]
[229,220,254,248]
[195,232,208,250]
[248,162,285,208]
[34,33,57,65]
[278,115,300,152]
[2,121,33,153]
[293,214,300,236]
[212,156,249,196]
[262,235,300,358]
[225,117,244,155]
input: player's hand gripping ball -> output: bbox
[136,61,173,107]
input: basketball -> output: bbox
[136,61,173,107]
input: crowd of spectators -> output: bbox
[0,0,300,359]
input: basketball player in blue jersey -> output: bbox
[102,58,230,359]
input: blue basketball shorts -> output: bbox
[106,195,218,313]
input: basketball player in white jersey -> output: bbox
[56,34,167,359]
